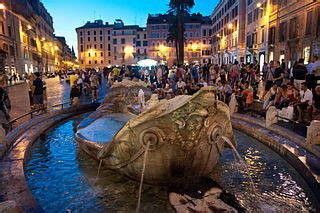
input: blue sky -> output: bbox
[42,0,219,52]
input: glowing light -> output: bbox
[54,46,59,51]
[228,23,233,29]
[41,37,45,41]
[0,3,5,10]
[124,46,134,55]
[159,44,167,53]
[191,43,198,51]
[49,43,53,47]
[27,25,32,30]
[257,2,262,8]
[217,33,221,37]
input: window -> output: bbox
[80,37,83,44]
[108,44,111,51]
[108,30,110,34]
[101,60,103,64]
[88,53,91,57]
[114,47,117,53]
[113,39,117,44]
[305,11,312,36]
[203,40,206,44]
[87,37,90,42]
[108,36,110,41]
[80,31,82,36]
[87,31,90,35]
[121,38,125,44]
[80,45,83,52]
[94,31,96,35]
[143,41,148,46]
[100,30,103,35]
[94,37,96,41]
[89,60,91,64]
[279,22,287,42]
[136,41,141,46]
[100,52,103,57]
[144,34,147,39]
[100,37,103,41]
[261,27,265,43]
[94,44,97,49]
[247,12,252,25]
[269,26,276,44]
[137,49,140,54]
[100,44,103,49]
[95,60,97,64]
[289,17,298,39]
[108,52,111,56]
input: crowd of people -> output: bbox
[0,54,319,125]
[104,56,320,124]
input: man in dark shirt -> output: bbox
[32,72,44,112]
[293,58,308,90]
[273,61,284,86]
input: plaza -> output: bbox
[0,0,319,212]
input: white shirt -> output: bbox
[300,89,313,105]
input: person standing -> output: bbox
[273,61,284,86]
[32,72,44,113]
[90,72,99,103]
[293,58,308,90]
[0,86,10,121]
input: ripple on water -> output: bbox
[25,114,318,212]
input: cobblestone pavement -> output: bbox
[0,76,107,128]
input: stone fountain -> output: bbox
[75,79,235,185]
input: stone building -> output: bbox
[268,0,319,68]
[146,13,212,66]
[211,0,247,65]
[76,19,146,69]
[245,0,269,70]
[0,0,73,75]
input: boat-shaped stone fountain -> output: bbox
[75,79,236,185]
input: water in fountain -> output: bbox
[136,141,151,213]
[222,136,256,193]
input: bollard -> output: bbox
[266,106,278,128]
[228,93,238,115]
[307,120,320,146]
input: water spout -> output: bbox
[136,141,151,213]
[222,136,256,193]
[96,160,103,182]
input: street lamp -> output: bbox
[27,24,32,30]
[227,23,233,30]
[257,2,262,8]
[0,3,5,10]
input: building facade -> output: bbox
[211,0,247,65]
[0,0,74,75]
[245,0,269,71]
[76,19,147,69]
[147,13,212,66]
[268,0,319,68]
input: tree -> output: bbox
[167,13,179,63]
[168,0,195,65]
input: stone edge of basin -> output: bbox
[0,107,319,211]
[0,103,99,212]
[232,113,320,202]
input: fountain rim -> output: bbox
[0,105,319,211]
